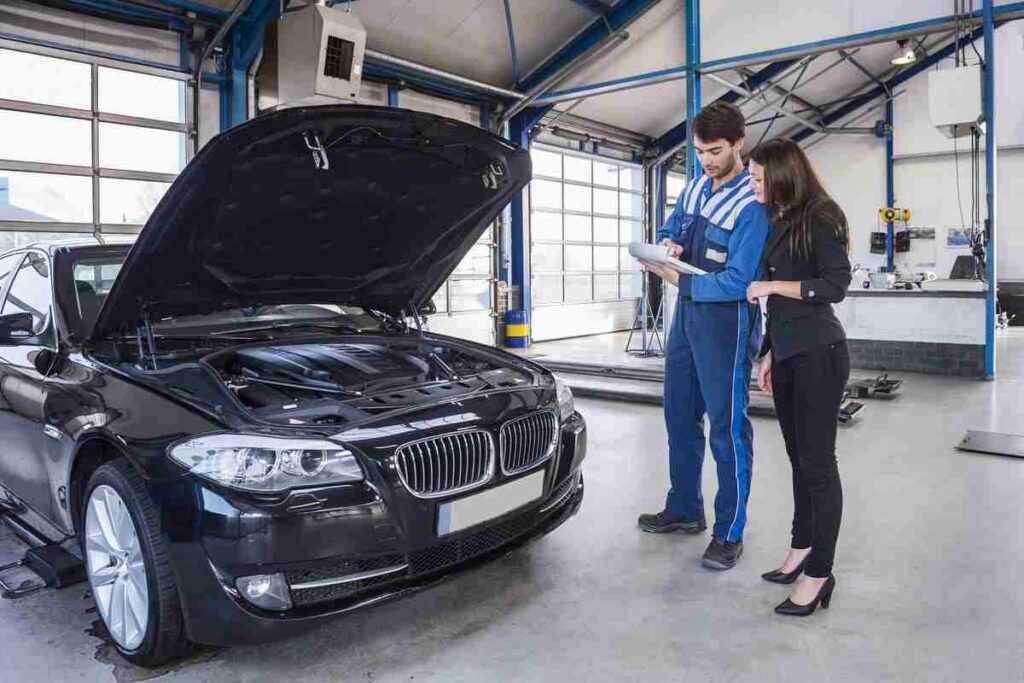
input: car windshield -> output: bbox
[67,252,378,335]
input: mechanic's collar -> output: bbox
[707,166,750,195]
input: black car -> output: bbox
[0,106,585,666]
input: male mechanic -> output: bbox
[638,102,769,570]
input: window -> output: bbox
[0,47,188,245]
[2,253,52,337]
[529,146,646,305]
[0,254,23,298]
[71,258,124,329]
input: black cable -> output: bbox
[952,135,969,235]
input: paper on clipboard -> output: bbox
[628,242,707,276]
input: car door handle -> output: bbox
[43,425,64,440]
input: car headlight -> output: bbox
[555,376,575,422]
[168,434,362,493]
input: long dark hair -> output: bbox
[748,138,849,259]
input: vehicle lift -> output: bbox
[538,359,903,425]
[0,496,85,599]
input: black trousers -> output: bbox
[771,342,849,578]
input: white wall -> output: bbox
[806,20,1024,281]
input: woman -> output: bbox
[745,139,852,617]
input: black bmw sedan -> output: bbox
[0,106,585,666]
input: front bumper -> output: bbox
[164,413,586,646]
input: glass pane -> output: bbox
[99,67,185,123]
[564,274,592,302]
[99,178,171,225]
[619,167,643,191]
[563,184,591,213]
[0,254,23,294]
[531,180,562,210]
[0,172,92,222]
[594,274,618,299]
[531,211,562,241]
[594,246,618,271]
[620,272,642,298]
[564,214,591,242]
[666,173,687,200]
[563,156,591,183]
[99,123,186,174]
[431,283,448,312]
[620,191,643,218]
[620,219,644,244]
[620,246,636,271]
[593,217,617,243]
[0,111,91,166]
[449,279,490,312]
[530,149,562,178]
[593,188,617,216]
[531,244,562,272]
[593,161,619,188]
[0,49,91,109]
[0,232,86,253]
[532,274,562,305]
[74,261,122,296]
[564,245,592,271]
[454,244,491,276]
[2,253,51,334]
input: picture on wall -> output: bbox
[946,226,972,248]
[908,227,935,240]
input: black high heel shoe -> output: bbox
[774,575,836,616]
[761,555,809,585]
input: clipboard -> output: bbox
[628,242,707,276]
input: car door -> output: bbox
[0,250,58,519]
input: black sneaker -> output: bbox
[637,509,707,534]
[702,538,744,570]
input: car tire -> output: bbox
[82,460,190,667]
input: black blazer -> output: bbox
[759,197,852,362]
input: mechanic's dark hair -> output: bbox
[749,137,849,260]
[692,102,746,145]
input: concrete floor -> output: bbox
[5,332,1024,682]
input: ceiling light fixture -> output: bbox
[891,40,920,66]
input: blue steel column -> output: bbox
[508,114,532,313]
[685,0,701,179]
[885,98,895,272]
[984,0,997,378]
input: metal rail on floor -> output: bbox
[537,359,872,424]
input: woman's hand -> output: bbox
[756,352,773,394]
[640,259,679,286]
[747,280,775,304]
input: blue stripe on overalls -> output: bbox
[664,173,759,542]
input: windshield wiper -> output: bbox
[210,320,358,336]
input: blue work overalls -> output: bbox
[656,169,770,542]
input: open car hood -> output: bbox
[89,105,530,340]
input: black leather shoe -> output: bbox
[637,510,707,534]
[761,555,809,584]
[701,538,743,570]
[775,575,836,616]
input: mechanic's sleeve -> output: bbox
[678,201,770,302]
[655,188,688,243]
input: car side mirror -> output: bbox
[0,312,34,343]
[418,300,437,316]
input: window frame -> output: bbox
[529,143,646,307]
[0,40,191,238]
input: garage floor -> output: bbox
[4,333,1024,682]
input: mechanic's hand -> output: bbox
[747,280,775,304]
[756,352,773,394]
[660,239,683,258]
[640,259,680,286]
